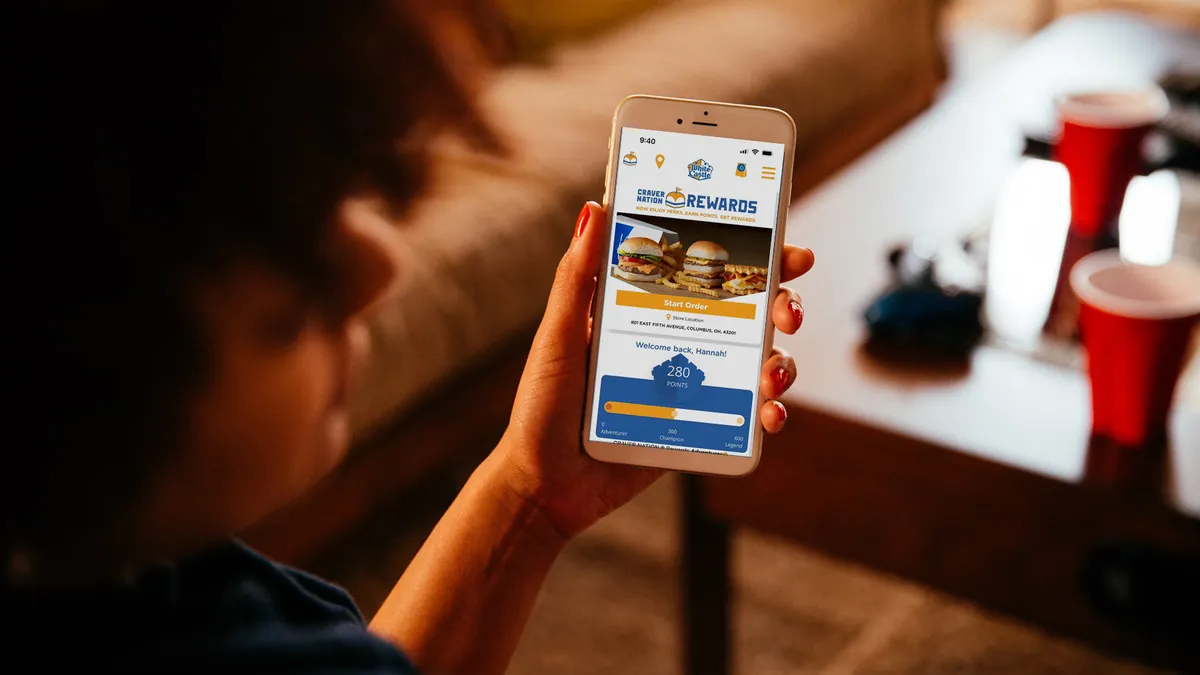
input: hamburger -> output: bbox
[723,264,768,295]
[678,241,728,289]
[614,237,665,282]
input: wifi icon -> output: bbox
[751,149,760,155]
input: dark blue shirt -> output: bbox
[2,540,418,674]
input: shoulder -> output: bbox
[210,622,421,674]
[223,540,367,626]
[3,540,423,674]
[188,541,421,673]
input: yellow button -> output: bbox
[615,290,756,319]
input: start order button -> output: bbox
[615,290,757,319]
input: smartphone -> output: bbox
[581,96,796,476]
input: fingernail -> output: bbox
[772,400,788,420]
[771,366,789,393]
[789,299,804,327]
[574,204,591,238]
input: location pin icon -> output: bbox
[655,154,665,169]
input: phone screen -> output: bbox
[588,127,786,457]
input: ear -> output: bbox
[338,200,407,318]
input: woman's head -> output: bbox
[10,0,500,578]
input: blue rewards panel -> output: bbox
[595,355,754,454]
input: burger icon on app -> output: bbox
[622,152,638,166]
[665,187,686,209]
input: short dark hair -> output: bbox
[9,1,503,563]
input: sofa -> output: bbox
[246,0,950,562]
[949,0,1200,32]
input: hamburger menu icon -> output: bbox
[622,151,638,166]
[665,187,686,209]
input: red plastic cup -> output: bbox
[1055,88,1169,240]
[1070,251,1200,451]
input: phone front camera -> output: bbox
[704,111,709,116]
[676,118,682,124]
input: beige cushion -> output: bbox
[949,0,1200,31]
[1058,1,1200,29]
[503,0,676,57]
[351,0,943,434]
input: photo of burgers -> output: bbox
[613,237,666,283]
[722,264,768,295]
[610,212,773,300]
[677,241,727,289]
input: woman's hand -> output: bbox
[498,202,815,539]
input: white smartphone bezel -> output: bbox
[580,95,796,477]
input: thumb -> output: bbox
[531,202,607,364]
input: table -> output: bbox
[682,13,1200,674]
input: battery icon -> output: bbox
[762,150,774,156]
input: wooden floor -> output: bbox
[310,474,1167,675]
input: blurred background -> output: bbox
[246,0,1200,673]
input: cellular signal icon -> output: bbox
[752,149,760,155]
[739,148,748,154]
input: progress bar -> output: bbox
[603,401,744,427]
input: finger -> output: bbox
[759,400,788,433]
[771,287,804,335]
[586,285,596,342]
[779,245,815,282]
[530,202,607,360]
[759,347,796,400]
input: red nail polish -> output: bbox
[574,204,591,238]
[771,366,789,392]
[789,299,804,327]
